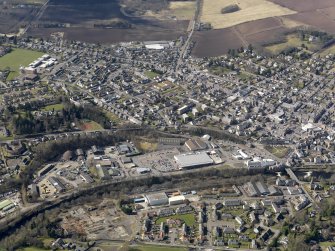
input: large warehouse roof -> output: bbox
[145,192,169,205]
[174,152,214,169]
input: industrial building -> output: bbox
[80,173,94,183]
[38,164,55,177]
[245,158,276,170]
[243,181,271,197]
[48,176,66,193]
[174,152,214,169]
[169,195,186,205]
[0,199,15,212]
[145,192,169,206]
[184,138,207,151]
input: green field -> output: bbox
[144,71,160,79]
[0,48,44,80]
[105,111,122,125]
[155,213,195,226]
[266,34,320,54]
[320,241,335,251]
[41,103,64,112]
[264,145,290,158]
[18,248,50,251]
[129,245,187,251]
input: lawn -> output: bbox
[156,213,196,226]
[19,248,50,251]
[264,145,290,158]
[41,103,64,112]
[129,245,187,251]
[144,71,160,79]
[0,48,44,81]
[105,111,122,125]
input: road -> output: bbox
[21,0,50,35]
[286,168,314,203]
[176,0,201,71]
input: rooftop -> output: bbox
[174,152,214,169]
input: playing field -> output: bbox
[0,48,44,80]
[200,0,296,29]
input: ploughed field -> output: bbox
[0,0,190,43]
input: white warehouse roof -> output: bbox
[174,152,214,169]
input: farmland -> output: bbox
[146,1,196,21]
[0,48,44,80]
[200,0,296,29]
[193,0,335,57]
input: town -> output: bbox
[0,30,335,251]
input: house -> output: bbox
[260,229,273,242]
[235,216,245,225]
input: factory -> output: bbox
[144,41,173,50]
[48,176,66,193]
[0,199,15,213]
[245,158,276,170]
[184,138,207,151]
[174,152,214,169]
[145,192,169,206]
[169,195,186,205]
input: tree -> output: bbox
[248,44,253,52]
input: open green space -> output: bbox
[320,241,335,251]
[264,145,290,158]
[129,245,187,251]
[105,111,122,125]
[41,103,64,112]
[209,66,231,76]
[18,248,50,251]
[265,34,321,54]
[155,213,195,226]
[0,48,44,81]
[144,71,160,79]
